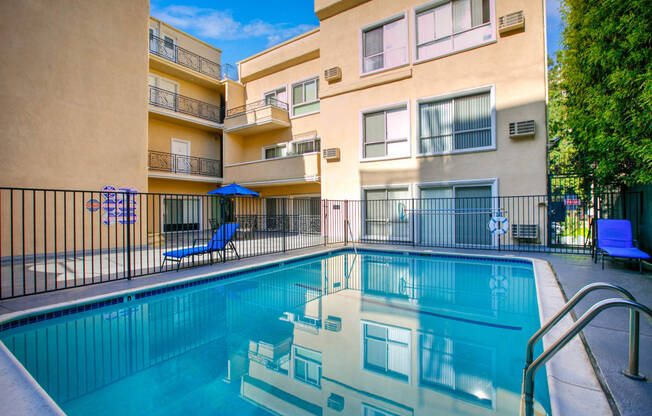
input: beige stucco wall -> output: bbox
[224,57,321,168]
[224,153,320,185]
[148,118,221,160]
[317,0,548,200]
[0,0,149,192]
[239,30,320,83]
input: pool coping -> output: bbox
[0,245,612,416]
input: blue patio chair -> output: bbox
[162,223,240,270]
[595,219,650,272]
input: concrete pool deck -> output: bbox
[0,244,649,415]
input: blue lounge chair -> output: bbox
[162,223,240,270]
[595,219,650,272]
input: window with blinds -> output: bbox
[362,16,408,73]
[416,0,494,61]
[291,77,319,116]
[419,91,492,154]
[264,144,286,159]
[362,322,411,381]
[363,106,409,159]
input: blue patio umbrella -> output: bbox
[208,183,259,197]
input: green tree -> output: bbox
[559,0,652,193]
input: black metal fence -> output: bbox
[0,188,641,299]
[148,85,223,123]
[148,151,222,178]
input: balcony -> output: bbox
[224,152,320,187]
[149,35,238,81]
[224,98,290,135]
[148,85,224,129]
[148,150,223,182]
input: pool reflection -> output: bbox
[1,251,550,416]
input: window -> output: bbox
[293,346,322,387]
[419,332,494,407]
[419,91,491,154]
[362,16,408,73]
[362,322,410,381]
[264,87,287,106]
[291,78,319,116]
[416,0,493,61]
[364,187,410,240]
[363,106,409,159]
[163,197,200,232]
[264,144,287,159]
[292,138,320,155]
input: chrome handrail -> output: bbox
[525,282,637,366]
[521,298,652,416]
[344,219,358,284]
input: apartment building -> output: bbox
[221,0,548,245]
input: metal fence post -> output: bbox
[282,198,287,253]
[344,200,349,246]
[126,192,132,279]
[323,199,328,246]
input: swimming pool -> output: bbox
[0,249,551,415]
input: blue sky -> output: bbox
[151,0,564,67]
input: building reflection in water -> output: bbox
[1,251,550,416]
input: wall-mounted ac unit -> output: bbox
[509,120,535,138]
[324,66,342,83]
[499,11,525,34]
[324,316,342,332]
[323,147,340,161]
[327,393,345,411]
[512,224,538,240]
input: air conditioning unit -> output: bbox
[499,10,525,34]
[512,224,538,240]
[324,316,342,332]
[324,66,342,83]
[509,120,535,138]
[327,393,345,411]
[323,147,340,161]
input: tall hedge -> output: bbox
[560,0,651,192]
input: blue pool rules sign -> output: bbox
[86,185,138,226]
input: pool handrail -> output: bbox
[521,298,652,416]
[525,282,637,366]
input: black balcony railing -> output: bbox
[226,98,289,117]
[149,85,224,123]
[149,35,221,79]
[148,150,222,178]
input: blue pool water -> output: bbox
[1,250,551,415]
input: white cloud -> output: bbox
[151,4,316,47]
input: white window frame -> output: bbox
[359,101,411,162]
[360,184,413,242]
[415,177,499,247]
[290,136,321,155]
[359,11,410,76]
[148,73,179,93]
[292,345,322,388]
[360,320,412,383]
[262,143,287,160]
[262,84,288,107]
[412,0,496,64]
[361,404,397,416]
[415,84,495,157]
[290,76,320,119]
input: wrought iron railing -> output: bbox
[148,85,224,123]
[148,150,222,178]
[226,98,289,117]
[149,35,221,80]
